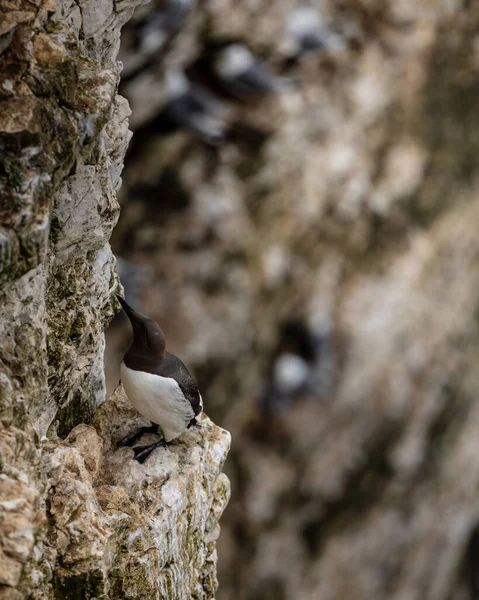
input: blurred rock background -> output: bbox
[107,0,479,598]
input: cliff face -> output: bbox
[0,1,230,599]
[111,1,479,599]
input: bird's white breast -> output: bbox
[215,44,254,79]
[274,352,310,393]
[164,69,190,100]
[120,363,194,442]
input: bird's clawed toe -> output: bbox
[117,430,141,448]
[117,424,159,448]
[187,417,201,430]
[133,439,168,463]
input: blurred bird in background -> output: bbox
[133,0,196,56]
[203,42,295,100]
[286,6,345,61]
[261,322,336,416]
[121,0,197,79]
[157,69,229,144]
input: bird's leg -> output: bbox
[117,424,159,448]
[133,439,168,464]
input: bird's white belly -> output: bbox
[120,363,194,442]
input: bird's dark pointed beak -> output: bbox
[116,294,136,319]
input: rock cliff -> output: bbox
[0,1,230,598]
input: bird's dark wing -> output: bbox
[158,351,203,416]
[163,93,225,144]
[225,64,279,98]
[135,2,191,37]
[301,32,325,52]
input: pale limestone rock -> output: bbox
[40,387,231,599]
[0,0,231,598]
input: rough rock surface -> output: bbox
[110,1,479,599]
[43,386,230,600]
[0,1,231,599]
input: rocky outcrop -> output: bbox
[43,387,230,600]
[110,1,479,599]
[0,1,231,599]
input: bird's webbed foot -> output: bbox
[133,439,168,463]
[117,424,159,448]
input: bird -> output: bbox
[155,70,228,145]
[260,323,336,415]
[133,0,196,56]
[120,0,196,82]
[116,295,203,463]
[261,352,311,415]
[208,42,294,100]
[274,352,311,395]
[286,7,345,61]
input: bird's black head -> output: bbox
[117,295,166,368]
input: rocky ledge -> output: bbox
[39,386,231,600]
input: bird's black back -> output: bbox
[225,64,278,99]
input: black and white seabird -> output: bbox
[261,323,336,415]
[210,43,294,100]
[158,70,228,144]
[287,7,345,60]
[116,295,203,463]
[120,0,196,82]
[261,352,312,414]
[134,0,196,56]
